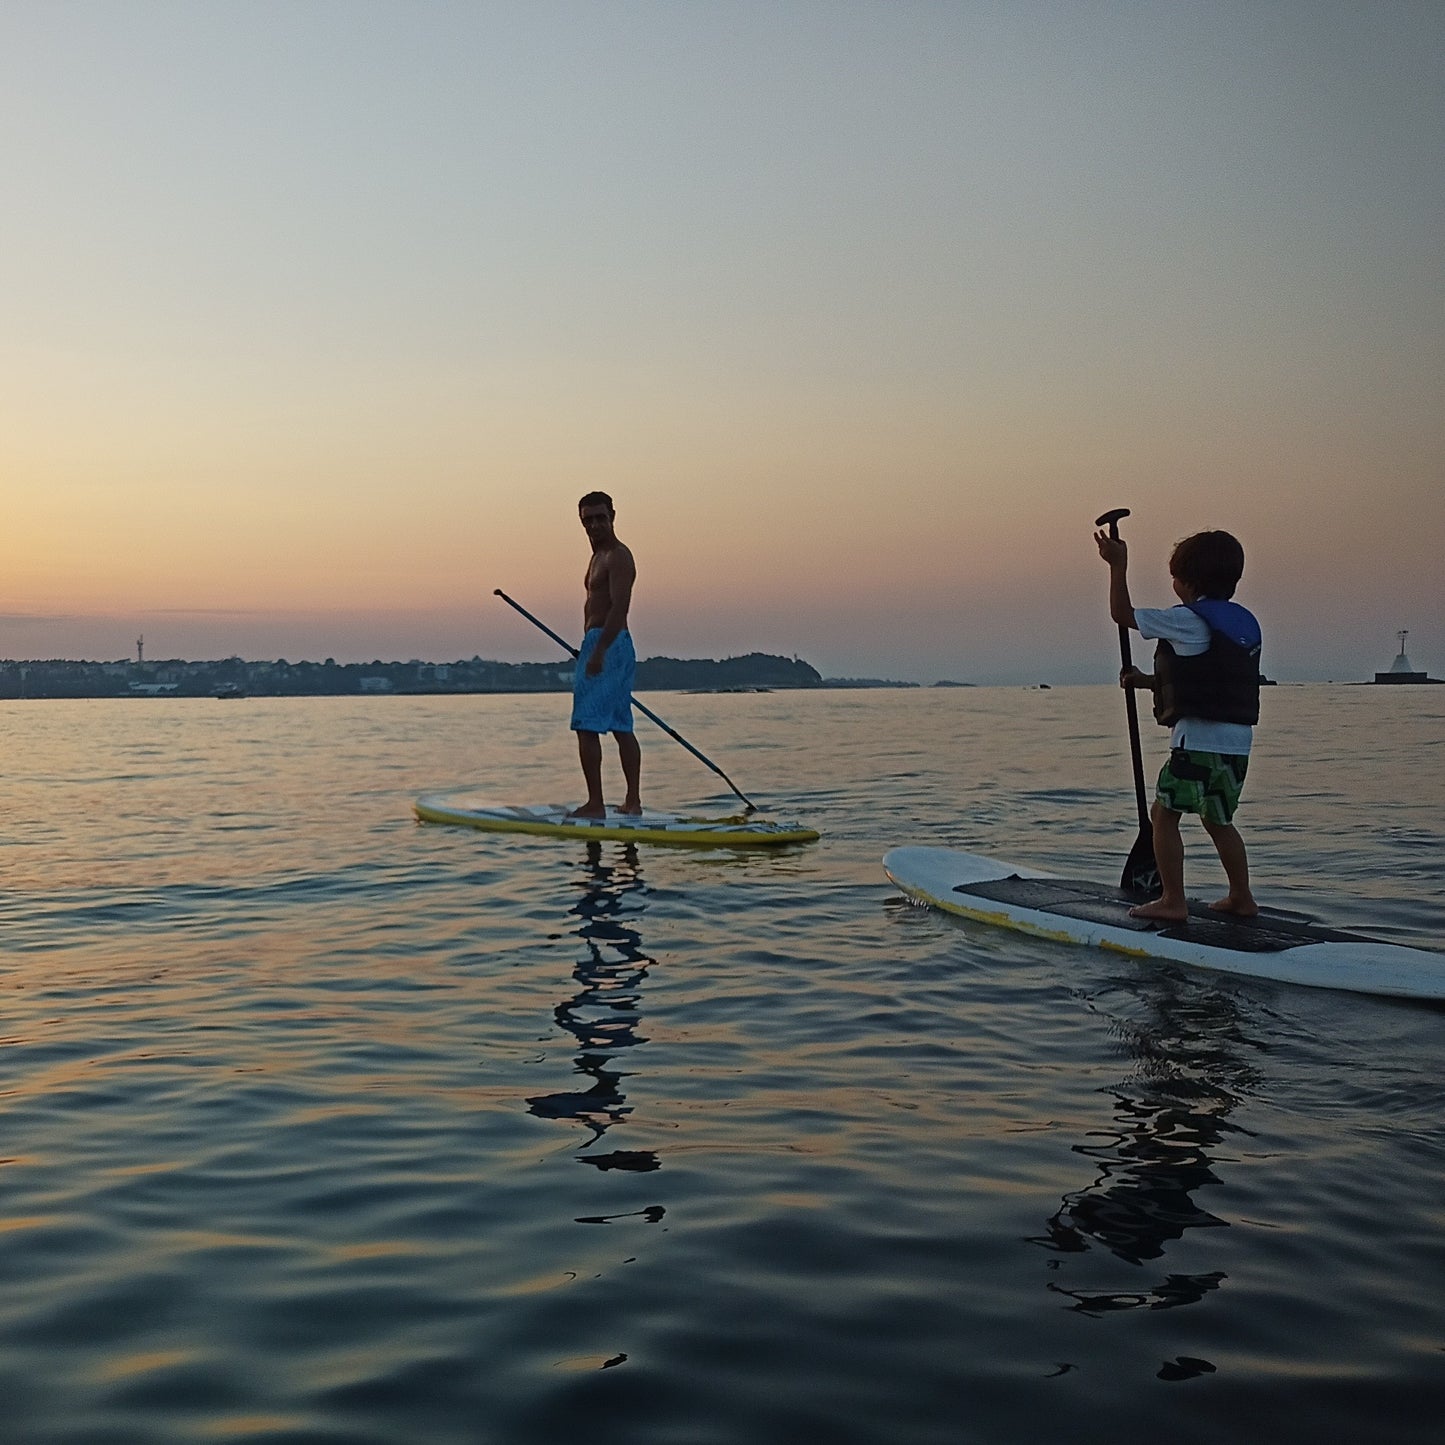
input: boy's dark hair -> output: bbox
[578,490,614,514]
[1169,530,1245,599]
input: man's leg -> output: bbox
[570,731,606,818]
[616,731,642,813]
[1130,802,1187,921]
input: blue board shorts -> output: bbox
[570,629,635,735]
[1156,748,1249,825]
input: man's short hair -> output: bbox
[1170,530,1245,599]
[578,491,614,514]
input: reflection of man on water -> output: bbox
[526,843,658,1172]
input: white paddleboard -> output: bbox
[883,846,1445,1002]
[416,791,819,848]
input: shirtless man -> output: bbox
[569,492,642,817]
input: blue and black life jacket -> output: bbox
[1153,599,1262,727]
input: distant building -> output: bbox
[1373,630,1437,684]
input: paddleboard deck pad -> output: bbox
[416,792,819,848]
[883,846,1445,1001]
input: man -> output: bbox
[569,491,642,817]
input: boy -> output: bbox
[1094,527,1262,922]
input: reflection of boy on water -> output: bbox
[569,492,643,819]
[1031,974,1258,1324]
[1095,527,1262,923]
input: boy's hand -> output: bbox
[1119,666,1153,691]
[1094,530,1127,567]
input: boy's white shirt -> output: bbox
[1133,605,1254,756]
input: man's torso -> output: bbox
[584,542,634,632]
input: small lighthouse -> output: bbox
[1373,630,1432,684]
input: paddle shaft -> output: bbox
[1094,509,1162,896]
[493,589,758,812]
[1096,513,1151,834]
[1115,608,1152,837]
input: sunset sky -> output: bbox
[3,1,1441,683]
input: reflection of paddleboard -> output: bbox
[883,846,1445,1002]
[416,792,819,848]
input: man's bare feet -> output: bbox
[1128,898,1189,923]
[618,801,643,816]
[567,803,607,819]
[1208,896,1259,918]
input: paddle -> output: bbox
[493,589,759,813]
[1094,508,1161,897]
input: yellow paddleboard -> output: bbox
[416,792,819,848]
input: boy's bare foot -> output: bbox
[567,803,607,819]
[1128,899,1189,923]
[1208,896,1259,918]
[618,801,643,816]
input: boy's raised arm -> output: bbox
[1094,530,1137,630]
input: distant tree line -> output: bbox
[0,652,825,700]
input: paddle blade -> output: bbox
[1121,827,1159,898]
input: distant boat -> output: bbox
[213,682,245,699]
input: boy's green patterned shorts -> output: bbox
[1156,748,1249,825]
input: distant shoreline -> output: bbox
[0,652,929,701]
[0,658,1429,698]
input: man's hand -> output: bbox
[1120,666,1153,691]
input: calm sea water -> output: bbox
[0,685,1441,1443]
